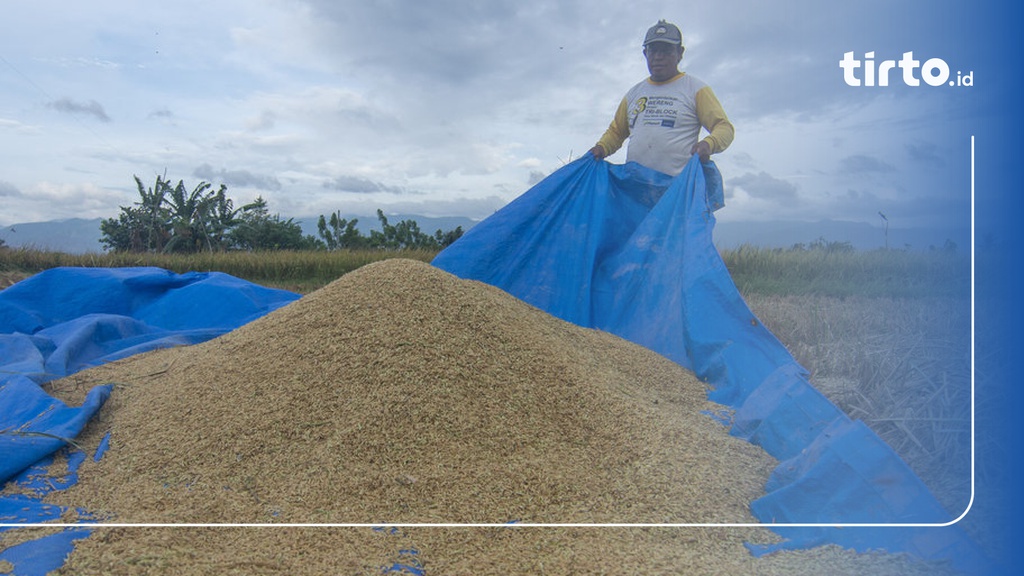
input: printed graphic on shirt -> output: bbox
[628,96,682,131]
[629,97,648,128]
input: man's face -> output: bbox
[643,42,682,82]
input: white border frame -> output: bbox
[3,137,975,529]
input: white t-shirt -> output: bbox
[596,73,734,176]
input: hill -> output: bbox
[0,216,969,255]
[0,215,480,255]
[712,219,969,252]
[0,218,106,253]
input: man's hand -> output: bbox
[589,145,607,159]
[691,140,711,163]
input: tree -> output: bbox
[317,212,366,250]
[316,209,464,251]
[101,174,242,253]
[434,225,464,249]
[100,174,469,253]
[101,175,173,252]
[369,210,440,250]
[230,197,320,251]
[162,179,235,253]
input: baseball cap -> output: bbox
[643,20,683,47]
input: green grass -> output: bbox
[1,244,971,297]
[0,248,437,293]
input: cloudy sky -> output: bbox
[0,0,998,233]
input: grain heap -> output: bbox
[39,259,952,574]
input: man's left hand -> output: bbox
[691,141,711,163]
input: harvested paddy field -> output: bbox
[34,259,954,574]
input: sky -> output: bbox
[0,0,992,234]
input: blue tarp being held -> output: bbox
[433,154,990,573]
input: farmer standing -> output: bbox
[589,20,734,176]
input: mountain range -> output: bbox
[0,216,969,255]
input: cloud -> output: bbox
[905,141,945,168]
[33,56,121,70]
[0,180,22,197]
[826,186,967,229]
[46,98,111,122]
[687,0,976,122]
[730,171,798,201]
[838,155,896,174]
[298,0,633,114]
[4,181,130,224]
[192,164,282,191]
[0,118,41,135]
[292,194,505,222]
[303,2,529,84]
[322,175,405,194]
[0,0,987,231]
[727,151,759,172]
[245,110,277,131]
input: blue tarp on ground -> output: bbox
[0,157,990,572]
[0,267,300,575]
[433,154,991,573]
[0,266,300,485]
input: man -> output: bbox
[589,20,734,176]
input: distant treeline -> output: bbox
[98,175,463,253]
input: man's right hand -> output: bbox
[589,145,606,159]
[691,140,711,163]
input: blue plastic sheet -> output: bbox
[0,266,301,485]
[434,154,991,573]
[0,168,990,572]
[0,449,99,576]
[1,267,300,573]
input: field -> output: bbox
[0,245,978,542]
[0,247,439,294]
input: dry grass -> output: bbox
[2,259,975,518]
[0,270,28,289]
[744,293,973,525]
[19,260,957,575]
[0,252,979,573]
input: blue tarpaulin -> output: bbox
[0,267,300,575]
[0,266,300,484]
[433,154,990,573]
[0,157,990,572]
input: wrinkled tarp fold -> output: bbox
[1,267,300,575]
[0,267,300,484]
[433,154,989,573]
[0,158,988,572]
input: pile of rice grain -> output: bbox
[39,259,953,575]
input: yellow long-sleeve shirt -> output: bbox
[595,72,734,176]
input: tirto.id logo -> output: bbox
[840,51,973,87]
